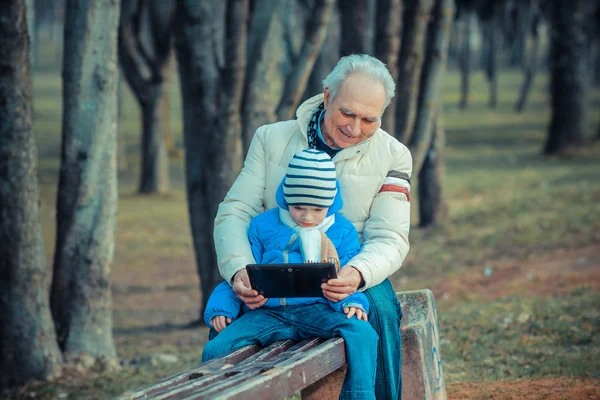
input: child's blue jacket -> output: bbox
[204,179,370,328]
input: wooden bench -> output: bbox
[118,289,446,400]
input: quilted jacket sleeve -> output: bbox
[348,146,413,290]
[214,127,268,284]
[203,281,244,328]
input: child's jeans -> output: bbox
[202,302,379,400]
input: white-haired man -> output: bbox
[213,54,412,399]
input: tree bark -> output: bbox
[276,0,335,121]
[26,0,35,69]
[544,0,589,154]
[395,0,435,144]
[484,1,501,109]
[241,0,286,153]
[118,0,174,194]
[418,111,448,227]
[174,0,246,317]
[409,0,454,176]
[50,0,120,365]
[0,1,63,388]
[515,1,539,113]
[303,6,340,100]
[338,0,368,56]
[374,0,402,134]
[458,9,472,109]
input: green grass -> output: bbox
[3,41,600,398]
[441,289,600,383]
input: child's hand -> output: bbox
[211,316,232,332]
[344,306,368,322]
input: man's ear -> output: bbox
[323,87,331,109]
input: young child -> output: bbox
[202,149,378,399]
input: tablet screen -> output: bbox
[246,263,337,298]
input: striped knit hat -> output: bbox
[283,149,337,208]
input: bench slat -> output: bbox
[117,345,261,400]
[187,338,346,400]
[144,340,295,399]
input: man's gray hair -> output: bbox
[322,54,396,111]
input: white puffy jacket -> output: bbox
[214,94,412,290]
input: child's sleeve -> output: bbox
[336,223,361,268]
[328,292,370,314]
[247,217,263,264]
[203,281,244,328]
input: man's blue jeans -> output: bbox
[203,302,378,400]
[205,278,402,399]
[363,278,403,400]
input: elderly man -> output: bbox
[213,54,412,399]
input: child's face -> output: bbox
[289,205,328,228]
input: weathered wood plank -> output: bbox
[116,344,260,399]
[147,340,298,400]
[188,338,346,400]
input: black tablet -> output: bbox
[246,263,337,298]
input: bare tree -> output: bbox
[418,111,449,226]
[544,0,590,154]
[458,8,474,109]
[338,0,368,56]
[480,0,501,109]
[173,0,246,316]
[395,0,435,143]
[0,0,63,388]
[374,0,402,134]
[409,0,455,175]
[50,0,120,365]
[119,0,175,194]
[515,0,540,113]
[303,6,340,100]
[276,0,336,120]
[242,0,334,152]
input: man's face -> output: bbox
[321,73,386,149]
[289,205,328,228]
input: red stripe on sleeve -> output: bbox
[379,184,410,201]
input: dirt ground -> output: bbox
[429,244,600,304]
[439,244,600,399]
[447,378,600,399]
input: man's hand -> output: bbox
[232,269,268,309]
[321,266,363,302]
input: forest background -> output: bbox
[1,0,599,399]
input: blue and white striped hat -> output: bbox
[283,149,337,208]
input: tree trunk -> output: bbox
[118,0,174,194]
[276,0,335,121]
[26,0,35,69]
[241,0,286,153]
[409,0,454,176]
[174,0,245,318]
[303,6,340,100]
[50,0,120,365]
[544,0,589,154]
[338,0,367,56]
[484,2,500,109]
[458,10,472,109]
[515,3,539,113]
[395,0,435,144]
[117,73,128,176]
[374,0,402,134]
[139,87,170,193]
[0,1,63,388]
[418,111,448,227]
